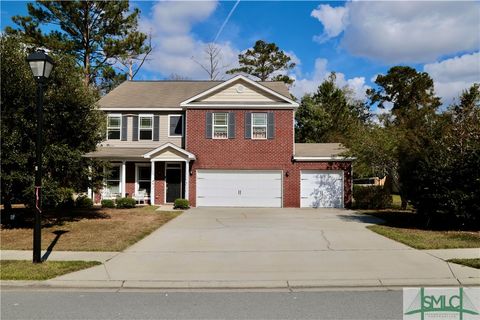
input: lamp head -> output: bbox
[26,50,54,81]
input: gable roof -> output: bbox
[180,75,298,108]
[143,142,196,160]
[99,76,294,110]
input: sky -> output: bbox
[1,0,479,108]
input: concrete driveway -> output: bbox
[52,208,479,288]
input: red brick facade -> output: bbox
[185,109,352,208]
[154,162,165,205]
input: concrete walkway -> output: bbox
[2,208,479,289]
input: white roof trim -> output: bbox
[180,75,299,108]
[143,142,196,160]
[293,156,356,162]
[100,108,184,111]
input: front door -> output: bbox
[166,163,182,203]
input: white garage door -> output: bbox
[197,170,282,207]
[301,170,344,208]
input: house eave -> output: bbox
[293,156,356,162]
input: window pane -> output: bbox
[108,166,120,180]
[213,126,228,139]
[108,129,120,140]
[140,130,152,140]
[138,181,151,196]
[138,166,151,181]
[253,127,267,139]
[106,181,120,194]
[252,113,267,125]
[140,117,152,128]
[213,113,227,125]
[170,116,182,135]
[108,116,120,128]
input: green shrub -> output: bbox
[353,185,392,209]
[174,198,189,209]
[116,197,136,209]
[23,182,75,209]
[75,195,93,209]
[101,199,115,208]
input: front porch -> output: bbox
[85,143,195,205]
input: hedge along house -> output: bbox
[85,75,355,208]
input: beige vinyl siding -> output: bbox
[200,81,283,102]
[105,112,183,148]
[150,148,188,161]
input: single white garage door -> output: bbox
[301,170,344,208]
[197,170,282,207]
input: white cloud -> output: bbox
[311,1,480,63]
[311,4,349,43]
[139,1,240,79]
[290,58,370,101]
[424,52,480,105]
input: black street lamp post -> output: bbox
[26,50,54,263]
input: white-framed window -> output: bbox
[213,113,228,139]
[252,113,267,139]
[105,165,121,196]
[168,114,183,137]
[139,114,153,140]
[107,114,121,140]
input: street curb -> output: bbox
[2,278,479,290]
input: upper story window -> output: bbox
[169,115,183,137]
[213,113,228,139]
[252,113,267,139]
[107,114,121,140]
[139,115,153,140]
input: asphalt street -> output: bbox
[1,289,403,319]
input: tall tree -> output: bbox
[227,40,295,84]
[192,43,226,80]
[7,0,147,87]
[1,35,105,209]
[366,66,441,209]
[295,73,369,143]
[115,30,152,81]
[403,84,480,225]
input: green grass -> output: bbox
[360,210,480,249]
[367,224,480,249]
[447,258,480,269]
[0,260,101,280]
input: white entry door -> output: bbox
[301,170,344,208]
[196,170,282,207]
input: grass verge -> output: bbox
[1,206,182,251]
[0,260,101,280]
[360,210,480,249]
[447,258,480,269]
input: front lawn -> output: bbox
[1,206,181,251]
[448,258,480,269]
[0,260,101,280]
[360,210,480,249]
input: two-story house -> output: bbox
[85,75,354,208]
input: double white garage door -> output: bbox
[197,170,283,207]
[196,170,344,208]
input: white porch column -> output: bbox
[151,160,155,205]
[121,161,126,197]
[185,160,189,200]
[87,165,93,200]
